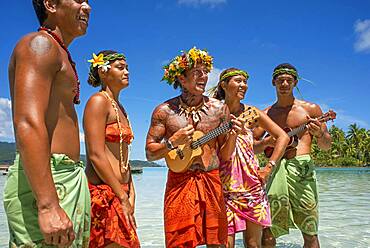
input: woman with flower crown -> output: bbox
[213,68,289,248]
[84,50,140,248]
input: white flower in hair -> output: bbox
[99,61,111,72]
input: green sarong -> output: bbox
[266,154,318,238]
[3,153,91,247]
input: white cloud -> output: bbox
[79,132,85,142]
[178,0,226,7]
[0,98,14,141]
[354,19,370,53]
[205,66,223,96]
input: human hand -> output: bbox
[38,205,75,247]
[230,114,245,135]
[306,115,324,138]
[121,197,137,229]
[257,164,273,184]
[170,124,195,147]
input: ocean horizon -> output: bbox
[1,167,370,247]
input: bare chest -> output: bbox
[165,106,224,136]
[52,57,79,103]
[268,106,309,129]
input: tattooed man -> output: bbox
[146,47,243,248]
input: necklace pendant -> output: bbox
[192,113,200,124]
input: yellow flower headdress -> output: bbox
[162,47,213,88]
[88,52,126,72]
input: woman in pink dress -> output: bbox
[213,68,289,248]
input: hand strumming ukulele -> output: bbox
[264,110,336,158]
[166,106,259,173]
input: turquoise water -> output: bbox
[1,167,370,247]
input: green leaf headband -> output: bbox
[272,67,317,100]
[220,70,249,82]
[272,68,299,79]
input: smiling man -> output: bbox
[3,0,91,247]
[146,47,244,248]
[253,63,332,248]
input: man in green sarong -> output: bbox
[254,63,332,248]
[4,0,91,247]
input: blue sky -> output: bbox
[1,0,369,160]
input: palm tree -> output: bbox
[329,125,345,158]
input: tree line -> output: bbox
[258,123,370,167]
[312,124,369,166]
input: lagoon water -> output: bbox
[1,167,370,247]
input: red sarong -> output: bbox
[164,169,228,248]
[89,183,140,248]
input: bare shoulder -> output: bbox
[87,92,109,105]
[297,99,323,117]
[13,32,61,62]
[85,93,111,115]
[151,97,179,121]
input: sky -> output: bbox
[0,0,369,160]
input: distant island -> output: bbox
[1,123,369,167]
[0,142,163,168]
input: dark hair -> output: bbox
[173,79,182,90]
[32,0,58,25]
[213,67,241,100]
[272,63,298,80]
[87,50,121,87]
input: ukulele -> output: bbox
[264,110,336,158]
[166,106,259,173]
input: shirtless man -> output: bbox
[145,47,243,248]
[254,63,332,248]
[3,0,91,247]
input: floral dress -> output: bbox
[219,128,271,235]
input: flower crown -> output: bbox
[162,47,213,85]
[272,68,299,79]
[88,52,126,72]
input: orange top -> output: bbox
[105,122,134,144]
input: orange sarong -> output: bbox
[164,169,228,248]
[89,183,140,248]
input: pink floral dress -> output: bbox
[219,128,271,235]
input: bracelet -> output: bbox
[165,139,175,150]
[268,160,276,167]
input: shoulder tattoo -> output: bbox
[29,35,52,55]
